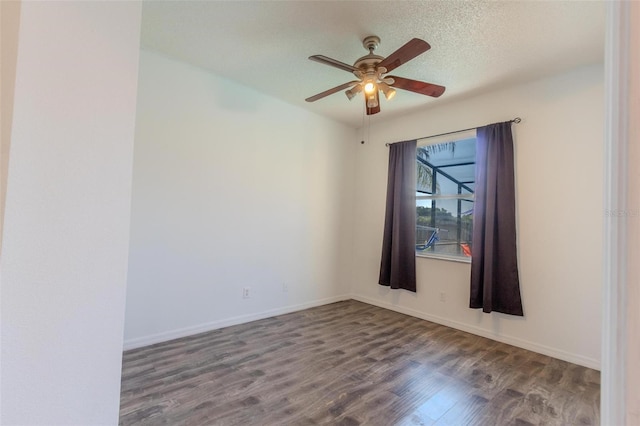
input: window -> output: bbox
[416,131,476,260]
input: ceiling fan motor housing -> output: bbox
[353,56,384,73]
[355,35,384,77]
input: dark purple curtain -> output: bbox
[379,140,417,292]
[470,122,523,315]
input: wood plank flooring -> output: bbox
[119,300,600,425]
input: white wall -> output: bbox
[0,2,141,425]
[123,50,357,348]
[351,64,603,369]
[627,2,640,419]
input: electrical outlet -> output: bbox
[242,287,251,299]
[439,292,446,302]
[282,283,288,293]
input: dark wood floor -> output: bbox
[119,300,600,425]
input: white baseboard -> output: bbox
[124,293,600,370]
[123,294,350,351]
[350,294,601,370]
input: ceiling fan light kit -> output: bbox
[345,84,362,100]
[305,35,445,115]
[379,82,396,100]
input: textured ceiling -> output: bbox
[140,1,605,128]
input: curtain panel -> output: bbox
[379,140,417,292]
[470,121,524,315]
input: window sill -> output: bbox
[416,253,472,264]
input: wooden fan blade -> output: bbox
[366,91,381,115]
[305,81,359,102]
[377,38,431,73]
[309,55,360,73]
[388,76,445,97]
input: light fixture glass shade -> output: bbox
[379,82,396,100]
[345,84,362,100]
[366,93,378,108]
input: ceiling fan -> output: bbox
[305,36,445,115]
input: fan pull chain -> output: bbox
[360,99,366,144]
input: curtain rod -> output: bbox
[385,117,522,147]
